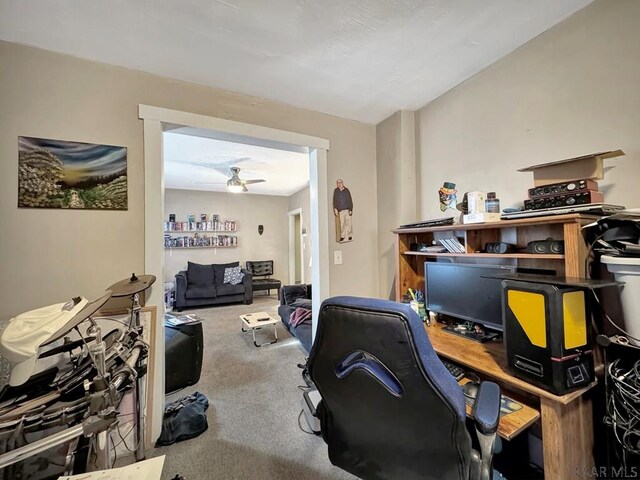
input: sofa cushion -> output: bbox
[223,266,244,285]
[187,262,214,286]
[283,284,308,305]
[216,284,245,296]
[185,285,217,299]
[213,262,240,285]
[292,322,313,352]
[291,298,312,310]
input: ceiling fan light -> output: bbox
[228,184,244,193]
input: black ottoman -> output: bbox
[165,315,204,393]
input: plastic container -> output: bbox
[601,255,640,345]
[485,192,500,213]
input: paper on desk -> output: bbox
[58,455,165,480]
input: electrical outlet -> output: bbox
[334,250,342,265]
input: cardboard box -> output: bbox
[463,213,501,224]
[518,150,625,186]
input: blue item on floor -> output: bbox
[156,392,209,446]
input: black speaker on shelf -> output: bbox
[526,238,564,254]
[165,316,204,394]
[485,242,515,254]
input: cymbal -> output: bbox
[42,291,112,346]
[107,273,156,297]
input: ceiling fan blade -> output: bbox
[242,179,266,185]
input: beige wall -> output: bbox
[416,0,640,219]
[0,41,378,320]
[163,189,289,283]
[376,111,417,299]
[288,186,312,284]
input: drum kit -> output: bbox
[0,273,155,479]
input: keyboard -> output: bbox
[441,359,465,381]
[397,217,455,229]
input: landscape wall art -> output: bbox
[18,136,128,210]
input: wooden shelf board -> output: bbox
[403,251,565,260]
[392,213,600,234]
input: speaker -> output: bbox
[526,238,564,254]
[165,318,204,393]
[502,280,594,395]
[485,242,515,254]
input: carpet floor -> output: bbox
[151,296,356,480]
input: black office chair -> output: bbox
[308,296,501,480]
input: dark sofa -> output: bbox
[175,261,253,311]
[278,284,312,352]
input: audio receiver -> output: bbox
[524,191,604,210]
[528,179,599,199]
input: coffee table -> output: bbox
[240,312,278,347]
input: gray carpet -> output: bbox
[151,297,356,480]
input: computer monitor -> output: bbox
[425,262,516,333]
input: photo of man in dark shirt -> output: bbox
[333,178,353,243]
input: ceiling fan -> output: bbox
[224,167,266,192]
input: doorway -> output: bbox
[139,105,330,442]
[288,208,304,284]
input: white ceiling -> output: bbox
[0,0,592,124]
[163,131,309,196]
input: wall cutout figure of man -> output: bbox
[333,178,353,243]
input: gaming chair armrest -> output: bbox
[472,381,500,480]
[472,382,500,435]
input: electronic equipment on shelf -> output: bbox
[500,203,624,219]
[524,191,604,210]
[485,242,516,254]
[397,217,454,229]
[526,238,564,254]
[528,179,599,198]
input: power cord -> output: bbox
[603,358,640,468]
[297,409,314,435]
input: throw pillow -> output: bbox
[223,266,244,285]
[213,261,240,285]
[187,262,214,286]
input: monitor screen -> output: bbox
[425,262,515,331]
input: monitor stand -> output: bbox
[442,324,500,343]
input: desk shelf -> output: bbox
[395,213,596,300]
[402,251,565,260]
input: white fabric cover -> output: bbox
[0,298,88,385]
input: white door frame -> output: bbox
[138,105,330,443]
[288,208,304,284]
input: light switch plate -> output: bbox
[334,250,342,265]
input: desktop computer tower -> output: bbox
[165,318,204,393]
[502,280,594,395]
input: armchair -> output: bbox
[308,296,501,480]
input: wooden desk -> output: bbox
[427,322,595,480]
